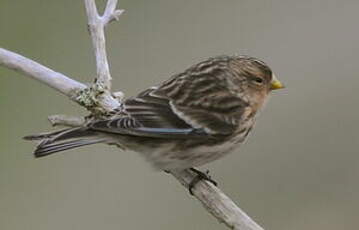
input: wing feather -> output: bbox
[89,88,207,138]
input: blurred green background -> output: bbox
[1,0,358,229]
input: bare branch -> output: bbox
[0,48,121,113]
[48,114,86,127]
[104,0,117,16]
[171,170,264,230]
[84,0,123,90]
[0,48,86,98]
[103,0,125,24]
[84,0,111,89]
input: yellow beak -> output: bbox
[270,74,284,90]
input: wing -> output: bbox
[90,57,249,138]
[89,87,208,139]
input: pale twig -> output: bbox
[0,48,86,98]
[84,0,124,90]
[0,48,120,112]
[171,170,264,230]
[84,0,111,89]
[103,0,125,25]
[0,1,265,229]
[48,114,86,127]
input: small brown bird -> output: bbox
[25,55,283,172]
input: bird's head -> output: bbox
[230,56,284,111]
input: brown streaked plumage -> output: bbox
[24,55,283,170]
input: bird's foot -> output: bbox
[188,168,217,195]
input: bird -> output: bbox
[24,55,284,173]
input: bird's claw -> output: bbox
[188,168,217,195]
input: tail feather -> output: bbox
[23,128,71,140]
[34,139,106,158]
[24,127,106,158]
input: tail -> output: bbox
[24,127,106,158]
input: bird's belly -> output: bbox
[114,124,252,170]
[143,136,243,170]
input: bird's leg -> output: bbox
[164,168,217,195]
[188,168,218,195]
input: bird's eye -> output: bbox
[253,77,264,84]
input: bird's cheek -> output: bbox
[250,90,268,111]
[259,94,270,111]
